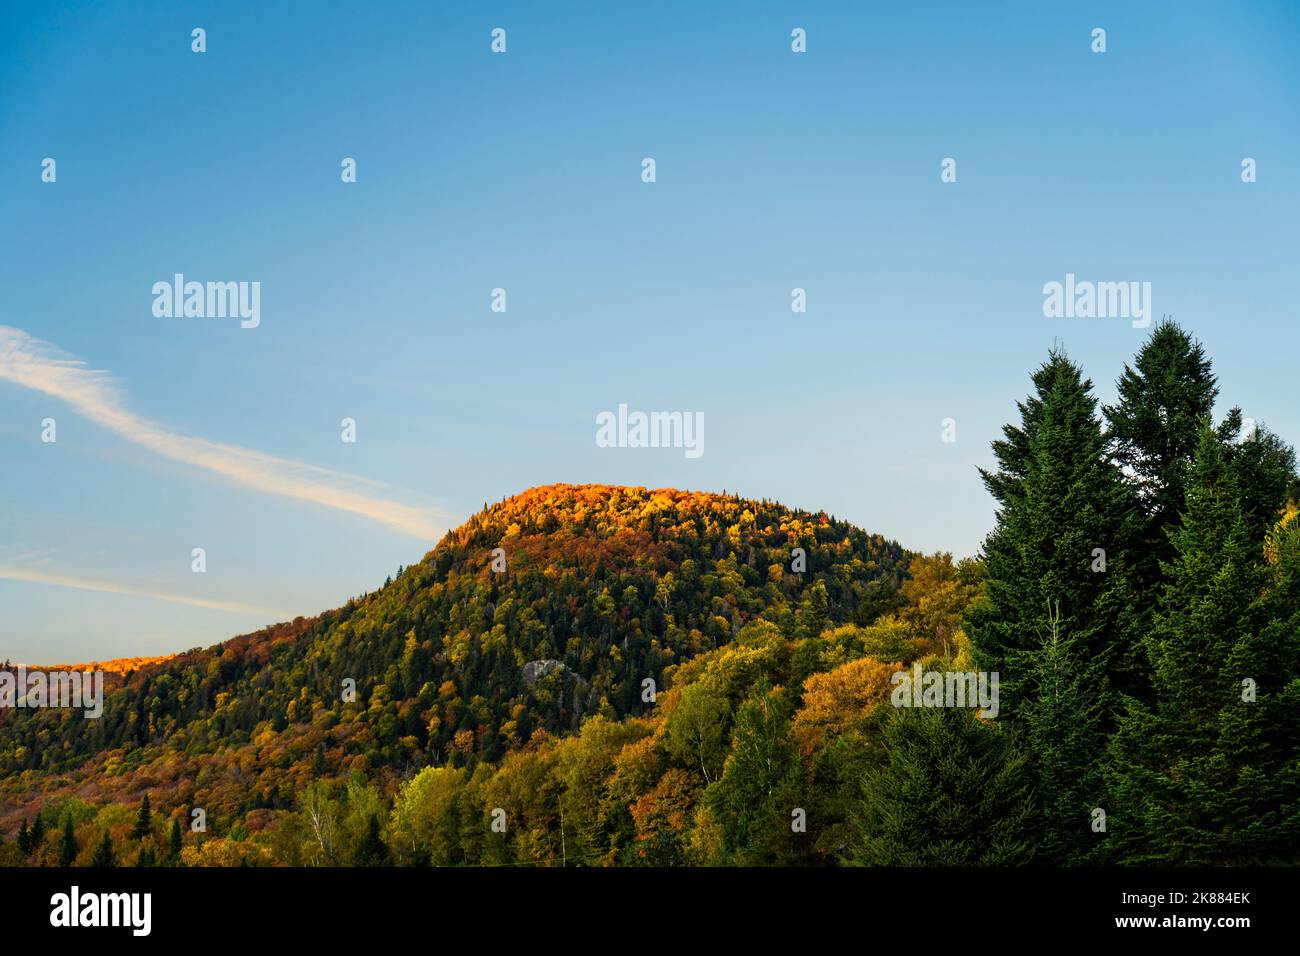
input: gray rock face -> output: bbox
[521,659,568,687]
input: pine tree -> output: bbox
[16,819,31,855]
[132,793,152,840]
[797,581,830,639]
[1216,408,1298,544]
[850,706,1038,865]
[1021,602,1106,864]
[969,349,1143,864]
[90,830,115,868]
[1104,320,1218,582]
[31,814,44,852]
[1107,429,1300,863]
[969,349,1140,719]
[354,813,389,866]
[168,818,183,863]
[58,816,77,867]
[312,742,327,778]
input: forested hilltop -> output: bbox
[0,484,913,863]
[2,322,1298,868]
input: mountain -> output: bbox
[0,484,909,836]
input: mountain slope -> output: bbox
[0,484,908,826]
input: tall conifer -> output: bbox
[1108,430,1300,863]
[970,349,1140,719]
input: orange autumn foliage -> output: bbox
[792,657,899,755]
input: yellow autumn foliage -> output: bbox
[792,657,899,755]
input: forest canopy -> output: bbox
[3,322,1297,867]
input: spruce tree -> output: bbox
[1216,408,1298,544]
[31,814,44,852]
[1107,429,1300,863]
[58,816,78,867]
[1104,320,1218,583]
[354,813,390,866]
[850,706,1038,865]
[312,742,327,778]
[969,349,1140,718]
[168,818,183,863]
[1021,603,1107,864]
[132,793,152,840]
[969,349,1143,864]
[797,581,830,639]
[91,830,115,868]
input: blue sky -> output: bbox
[2,1,1298,662]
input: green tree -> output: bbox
[1107,430,1300,863]
[168,818,183,863]
[1216,408,1298,544]
[705,681,801,863]
[132,793,152,840]
[663,683,730,785]
[850,706,1038,865]
[1022,603,1106,864]
[58,816,77,867]
[90,830,115,868]
[353,813,390,866]
[389,766,465,866]
[797,581,830,639]
[969,349,1141,719]
[1104,320,1218,583]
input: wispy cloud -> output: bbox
[0,566,288,617]
[0,326,448,538]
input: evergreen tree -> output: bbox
[969,349,1140,718]
[1107,429,1300,863]
[32,814,44,848]
[132,793,152,840]
[90,830,115,868]
[797,581,830,639]
[168,818,183,863]
[1021,602,1106,864]
[850,706,1038,865]
[969,350,1143,864]
[1104,320,1218,583]
[354,813,390,866]
[16,819,30,855]
[1216,408,1298,544]
[58,816,77,867]
[135,846,156,867]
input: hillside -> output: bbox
[21,657,176,675]
[0,484,909,836]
